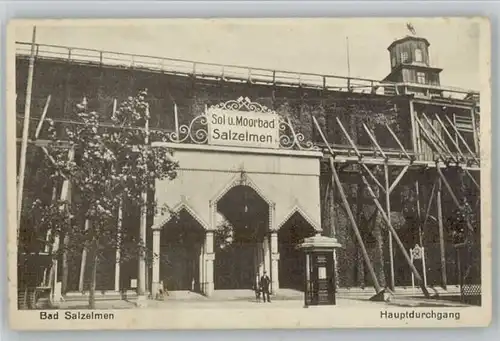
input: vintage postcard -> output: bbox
[6,18,492,330]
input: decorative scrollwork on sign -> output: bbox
[278,119,318,151]
[212,96,273,114]
[166,114,208,144]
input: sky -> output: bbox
[14,18,481,91]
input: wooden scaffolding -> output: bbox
[311,96,480,300]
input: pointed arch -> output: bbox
[277,204,322,232]
[210,170,275,209]
[151,199,209,231]
[209,170,276,232]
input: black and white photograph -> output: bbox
[7,18,491,329]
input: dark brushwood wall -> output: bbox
[16,57,414,151]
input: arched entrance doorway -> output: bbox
[278,211,316,291]
[214,185,270,290]
[161,208,205,292]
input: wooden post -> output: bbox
[50,235,60,302]
[60,192,71,295]
[415,179,423,247]
[409,100,420,159]
[321,172,331,235]
[329,168,339,289]
[174,103,179,139]
[470,108,479,153]
[17,26,37,239]
[436,167,474,233]
[62,48,73,114]
[361,175,430,297]
[44,186,58,291]
[113,100,121,292]
[78,219,90,292]
[437,177,447,289]
[356,180,365,287]
[384,163,395,290]
[330,159,382,293]
[61,148,75,295]
[115,197,123,292]
[137,104,150,303]
[330,173,336,237]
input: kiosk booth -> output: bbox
[298,234,341,307]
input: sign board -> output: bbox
[207,108,280,149]
[318,266,327,280]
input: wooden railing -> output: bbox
[16,41,398,95]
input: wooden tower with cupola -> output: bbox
[382,35,444,98]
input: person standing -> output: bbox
[260,271,271,303]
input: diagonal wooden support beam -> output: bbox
[463,169,480,191]
[433,115,480,190]
[362,123,387,159]
[436,167,475,234]
[312,116,341,156]
[415,116,450,162]
[362,165,386,194]
[417,116,454,161]
[335,117,385,193]
[335,117,362,159]
[330,158,383,294]
[434,114,468,161]
[421,113,459,163]
[388,165,409,194]
[384,123,411,160]
[422,179,437,229]
[444,115,480,165]
[360,175,430,297]
[35,95,51,140]
[37,147,68,180]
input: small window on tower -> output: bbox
[417,72,426,84]
[401,52,409,63]
[415,49,423,62]
[391,57,396,67]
